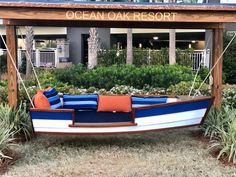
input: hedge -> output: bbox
[97,48,193,67]
[54,64,196,90]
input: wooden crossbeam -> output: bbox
[3,20,224,29]
[0,8,236,23]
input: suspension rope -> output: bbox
[193,32,236,98]
[18,27,42,89]
[1,35,35,107]
[188,34,212,96]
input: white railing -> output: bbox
[0,48,57,68]
[190,49,210,70]
[0,48,210,70]
[19,49,57,68]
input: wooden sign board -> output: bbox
[0,8,235,23]
[66,11,177,22]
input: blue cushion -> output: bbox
[63,101,97,109]
[63,94,98,110]
[132,96,167,105]
[43,88,63,109]
[63,94,98,101]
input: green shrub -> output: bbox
[98,49,126,66]
[35,69,62,88]
[0,54,7,74]
[222,88,236,108]
[133,48,149,66]
[176,48,194,67]
[150,48,168,65]
[0,87,8,103]
[0,80,7,88]
[207,108,236,163]
[0,123,15,161]
[198,66,209,82]
[53,64,85,86]
[223,33,236,84]
[19,56,26,74]
[202,107,231,139]
[97,48,195,67]
[54,64,195,90]
[167,81,210,96]
[0,103,32,140]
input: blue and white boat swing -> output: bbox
[2,29,225,135]
[30,92,213,135]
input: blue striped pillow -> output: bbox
[43,88,63,109]
[132,96,167,108]
[63,94,98,109]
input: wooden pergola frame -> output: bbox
[1,2,236,108]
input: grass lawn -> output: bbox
[2,128,236,177]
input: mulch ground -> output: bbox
[0,149,19,175]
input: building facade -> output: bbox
[0,0,235,66]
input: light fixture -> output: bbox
[191,40,196,43]
[153,36,158,40]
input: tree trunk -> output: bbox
[126,28,133,64]
[88,28,99,69]
[25,26,34,75]
[169,29,176,64]
[168,0,176,65]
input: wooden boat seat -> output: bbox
[69,122,137,128]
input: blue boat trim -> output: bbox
[31,111,73,120]
[135,100,210,118]
[74,111,132,123]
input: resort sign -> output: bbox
[66,11,177,22]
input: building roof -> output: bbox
[0,0,235,11]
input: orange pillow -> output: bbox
[97,95,132,112]
[33,90,50,109]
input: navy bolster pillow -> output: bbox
[43,88,63,109]
[63,94,98,109]
[132,96,167,108]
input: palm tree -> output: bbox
[87,28,99,69]
[25,26,34,75]
[126,28,133,64]
[169,0,176,65]
[126,0,133,65]
[169,29,176,64]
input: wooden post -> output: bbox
[212,26,224,109]
[6,25,18,107]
